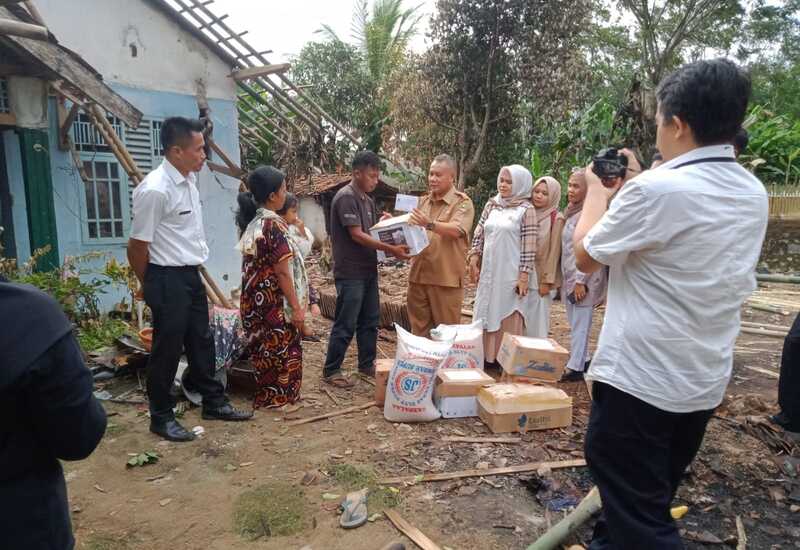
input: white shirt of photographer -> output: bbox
[130,160,209,267]
[583,144,768,413]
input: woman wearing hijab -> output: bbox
[469,165,538,368]
[560,168,607,381]
[528,176,565,338]
[236,166,305,410]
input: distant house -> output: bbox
[293,173,400,245]
[0,0,243,307]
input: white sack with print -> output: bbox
[384,325,452,422]
[430,320,484,370]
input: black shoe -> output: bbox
[584,360,592,373]
[769,411,800,432]
[150,419,196,442]
[561,369,585,382]
[202,403,253,421]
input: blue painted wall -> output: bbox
[5,84,241,311]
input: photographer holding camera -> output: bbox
[573,59,768,549]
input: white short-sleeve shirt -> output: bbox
[583,145,769,413]
[130,160,209,266]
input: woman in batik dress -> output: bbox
[236,166,305,410]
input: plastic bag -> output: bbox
[430,320,484,370]
[383,325,452,422]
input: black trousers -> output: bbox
[585,382,714,549]
[779,313,800,431]
[323,275,380,377]
[143,264,225,423]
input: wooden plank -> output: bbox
[743,365,780,379]
[58,101,80,151]
[22,1,45,26]
[740,321,791,332]
[207,161,243,179]
[384,509,442,550]
[0,17,48,40]
[208,138,243,175]
[441,436,521,444]
[285,401,376,427]
[231,63,290,81]
[0,8,142,127]
[740,327,786,338]
[379,459,587,485]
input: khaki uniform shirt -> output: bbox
[409,187,475,288]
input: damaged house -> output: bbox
[0,0,245,307]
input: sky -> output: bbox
[212,0,437,62]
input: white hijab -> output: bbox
[494,165,533,208]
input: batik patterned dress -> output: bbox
[240,217,303,408]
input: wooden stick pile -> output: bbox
[317,292,411,330]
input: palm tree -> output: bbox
[318,0,422,152]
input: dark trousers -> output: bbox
[323,275,379,377]
[585,382,714,550]
[143,264,225,423]
[779,313,800,431]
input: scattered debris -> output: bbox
[192,426,205,436]
[93,390,113,401]
[527,487,601,550]
[441,436,521,444]
[93,484,108,493]
[670,505,689,520]
[683,530,723,545]
[159,498,172,507]
[301,471,320,486]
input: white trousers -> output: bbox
[566,302,594,372]
[526,290,555,338]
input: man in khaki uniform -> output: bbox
[408,154,475,336]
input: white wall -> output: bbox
[298,197,326,246]
[35,0,237,100]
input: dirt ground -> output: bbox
[71,265,800,550]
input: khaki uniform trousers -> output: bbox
[407,282,464,337]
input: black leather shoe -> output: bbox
[150,419,196,442]
[202,403,253,421]
[769,412,800,432]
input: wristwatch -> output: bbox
[425,221,435,231]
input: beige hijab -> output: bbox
[532,176,562,259]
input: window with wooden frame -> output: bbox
[71,113,164,244]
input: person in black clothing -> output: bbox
[322,151,409,387]
[0,279,107,550]
[771,312,800,433]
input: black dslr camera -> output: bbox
[591,148,628,180]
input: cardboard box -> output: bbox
[370,214,429,261]
[496,334,569,383]
[374,359,394,406]
[477,384,572,433]
[433,369,496,418]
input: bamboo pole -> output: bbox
[198,265,233,309]
[177,0,362,146]
[238,81,304,135]
[238,106,290,147]
[756,273,800,285]
[0,17,48,40]
[90,104,144,183]
[85,107,141,185]
[526,487,602,550]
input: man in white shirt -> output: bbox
[128,117,251,443]
[573,59,769,548]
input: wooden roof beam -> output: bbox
[0,16,48,40]
[231,63,290,82]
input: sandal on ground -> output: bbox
[323,373,356,388]
[339,488,368,529]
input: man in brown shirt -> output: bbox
[408,154,475,336]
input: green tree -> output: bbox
[316,0,423,152]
